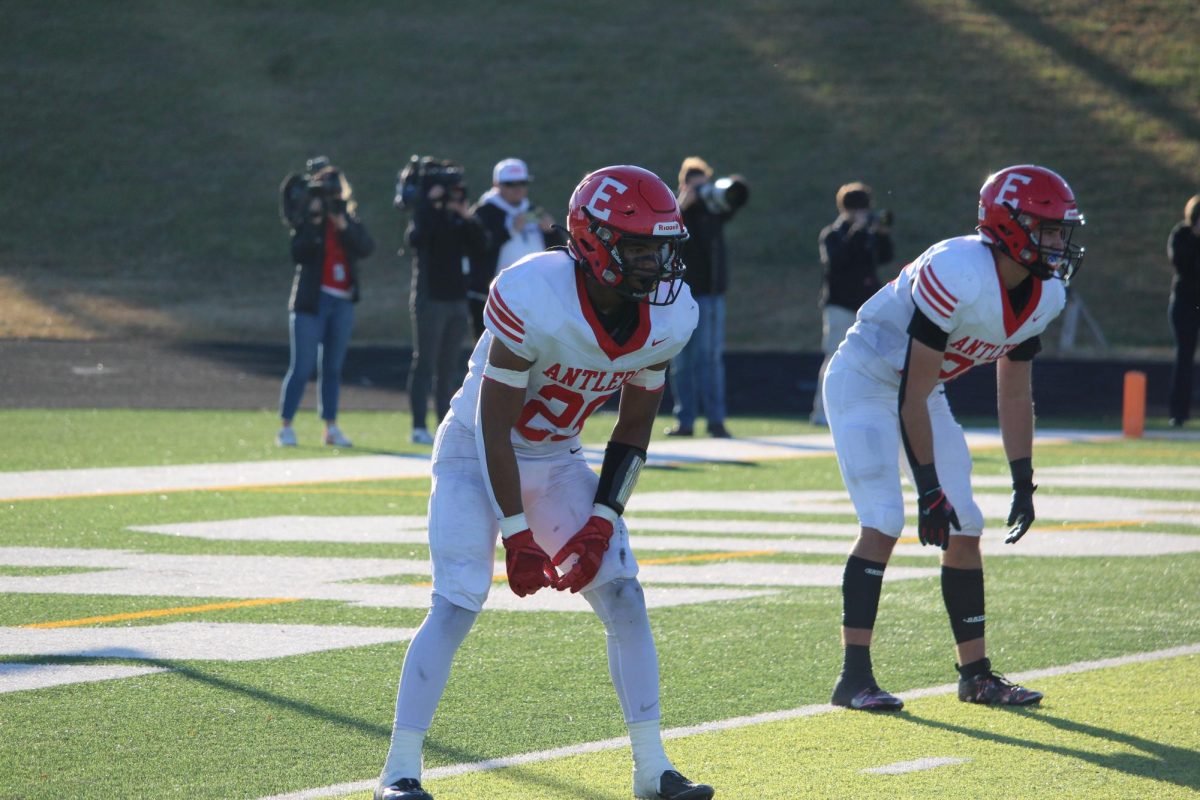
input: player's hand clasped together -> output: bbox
[500,514,559,596]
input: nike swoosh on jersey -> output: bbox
[651,337,669,346]
[570,446,582,454]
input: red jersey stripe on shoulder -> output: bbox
[924,266,958,303]
[917,270,955,315]
[487,298,525,336]
[916,281,951,319]
[490,289,525,331]
[486,306,524,343]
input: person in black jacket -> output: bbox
[666,156,745,439]
[1167,194,1200,426]
[277,167,374,448]
[810,182,894,426]
[407,178,487,444]
[467,158,565,341]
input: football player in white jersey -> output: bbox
[824,165,1085,711]
[374,166,714,800]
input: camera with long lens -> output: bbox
[698,175,750,214]
[394,154,466,211]
[279,155,350,228]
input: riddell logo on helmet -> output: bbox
[654,221,681,234]
[586,177,629,221]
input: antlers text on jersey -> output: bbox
[940,336,1019,381]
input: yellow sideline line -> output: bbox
[21,597,302,629]
[1048,519,1144,530]
[640,549,778,565]
[246,487,429,497]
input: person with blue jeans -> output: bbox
[278,166,374,447]
[667,157,745,438]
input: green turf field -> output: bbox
[1,411,1198,799]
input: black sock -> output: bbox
[957,657,991,679]
[842,644,873,678]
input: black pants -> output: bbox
[408,296,468,430]
[1168,296,1200,422]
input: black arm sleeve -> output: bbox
[1006,335,1041,362]
[906,308,950,351]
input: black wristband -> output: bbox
[913,463,939,495]
[1009,457,1035,490]
[594,441,648,516]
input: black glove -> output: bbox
[1005,458,1037,544]
[917,486,961,549]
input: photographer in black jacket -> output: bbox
[810,182,894,426]
[1167,193,1200,426]
[666,156,748,439]
[277,163,374,448]
[406,174,487,444]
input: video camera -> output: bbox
[279,155,350,229]
[698,175,750,215]
[394,155,466,211]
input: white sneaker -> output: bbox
[276,426,297,447]
[324,425,353,447]
[410,427,434,445]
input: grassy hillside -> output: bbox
[2,0,1199,349]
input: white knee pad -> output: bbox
[860,502,907,539]
[428,593,479,641]
[584,578,649,627]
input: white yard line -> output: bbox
[862,757,970,774]
[258,643,1200,800]
[0,430,1116,502]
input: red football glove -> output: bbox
[553,515,614,593]
[502,529,558,597]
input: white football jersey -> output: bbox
[446,250,698,452]
[839,235,1066,385]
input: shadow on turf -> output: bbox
[25,655,619,799]
[896,709,1200,791]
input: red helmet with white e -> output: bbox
[978,164,1085,283]
[566,165,689,304]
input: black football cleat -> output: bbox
[957,660,1043,706]
[374,778,433,800]
[636,769,715,800]
[707,423,733,439]
[831,673,904,711]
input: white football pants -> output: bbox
[822,349,985,538]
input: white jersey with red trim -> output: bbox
[838,235,1066,385]
[446,249,698,452]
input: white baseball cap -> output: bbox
[493,158,532,184]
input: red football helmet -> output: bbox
[566,165,688,304]
[977,164,1085,283]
